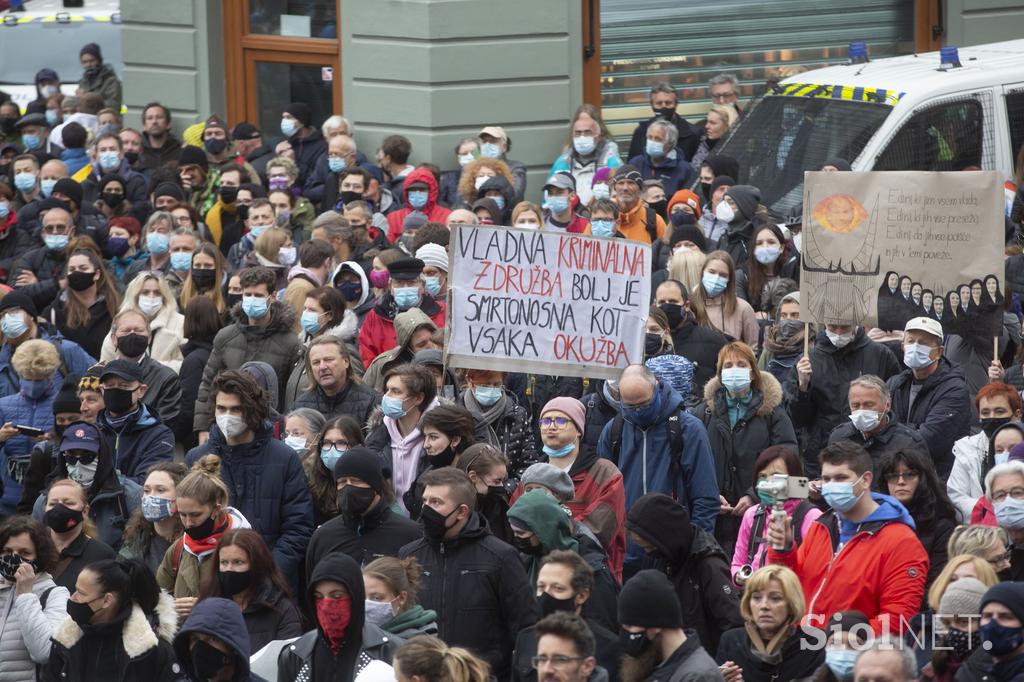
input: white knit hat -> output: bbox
[415,243,449,273]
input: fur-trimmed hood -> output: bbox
[52,590,177,658]
[702,369,783,417]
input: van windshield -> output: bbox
[715,95,891,217]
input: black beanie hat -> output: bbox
[178,145,209,171]
[153,182,186,202]
[98,173,125,194]
[285,102,312,128]
[79,43,102,63]
[981,583,1024,624]
[0,290,38,318]
[333,447,385,493]
[669,221,707,252]
[618,569,683,628]
[52,178,83,208]
[725,185,761,222]
[709,175,735,201]
[53,376,81,414]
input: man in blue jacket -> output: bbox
[598,364,719,572]
[186,369,314,582]
[627,119,695,197]
[95,359,175,483]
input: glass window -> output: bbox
[255,62,334,134]
[1006,89,1024,179]
[875,99,984,173]
[249,0,338,39]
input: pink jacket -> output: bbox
[730,499,822,582]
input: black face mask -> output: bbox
[0,553,37,581]
[44,503,84,533]
[54,422,70,440]
[116,333,149,358]
[648,199,668,221]
[0,118,16,134]
[218,569,252,596]
[236,204,249,221]
[512,534,543,556]
[226,293,242,309]
[620,629,653,658]
[204,138,227,156]
[184,513,218,540]
[338,485,376,518]
[538,591,576,617]
[191,638,233,681]
[428,446,457,468]
[124,151,139,166]
[101,192,124,209]
[659,302,684,330]
[67,598,100,627]
[654,107,676,121]
[219,186,239,204]
[340,190,363,206]
[67,271,96,292]
[645,333,665,356]
[191,268,216,291]
[982,417,1013,440]
[103,386,137,415]
[420,504,458,542]
[699,181,712,203]
[670,211,696,228]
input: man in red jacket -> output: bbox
[386,167,452,243]
[767,440,927,636]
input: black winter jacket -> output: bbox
[628,114,701,161]
[785,328,901,477]
[42,292,114,360]
[399,513,539,680]
[96,403,176,483]
[457,390,539,479]
[175,337,212,449]
[887,357,972,479]
[306,499,422,576]
[715,626,824,682]
[513,618,620,682]
[10,244,66,312]
[292,380,378,425]
[580,387,619,451]
[828,417,930,475]
[670,316,729,396]
[241,583,304,655]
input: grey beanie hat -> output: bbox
[939,577,988,617]
[520,463,575,503]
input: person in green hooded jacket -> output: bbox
[507,489,619,634]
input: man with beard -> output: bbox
[530,612,608,682]
[617,570,721,682]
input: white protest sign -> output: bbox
[446,225,652,380]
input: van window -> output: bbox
[1007,89,1024,179]
[875,99,983,172]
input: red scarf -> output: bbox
[182,512,232,556]
[316,596,352,653]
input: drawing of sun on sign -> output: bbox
[803,192,880,325]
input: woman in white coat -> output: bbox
[99,273,184,372]
[0,515,70,681]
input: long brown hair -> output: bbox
[179,242,227,312]
[304,415,365,520]
[745,223,790,308]
[64,244,121,328]
[197,528,292,606]
[123,462,187,549]
[694,250,739,317]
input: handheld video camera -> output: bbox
[737,474,810,583]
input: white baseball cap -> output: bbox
[904,316,943,341]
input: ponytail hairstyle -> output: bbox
[85,558,162,619]
[176,455,230,509]
[363,556,424,610]
[456,444,508,481]
[394,635,490,682]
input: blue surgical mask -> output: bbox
[825,649,858,681]
[249,224,270,241]
[146,232,170,255]
[407,190,429,209]
[320,446,345,471]
[821,477,865,514]
[381,394,408,419]
[994,497,1024,530]
[590,219,614,237]
[591,184,610,201]
[281,118,298,137]
[424,276,442,297]
[21,134,41,151]
[394,287,420,309]
[14,172,36,193]
[573,136,595,155]
[0,201,8,219]
[545,195,570,215]
[721,367,751,393]
[170,251,192,271]
[98,151,120,171]
[40,179,57,198]
[300,310,323,334]
[285,435,307,453]
[45,109,59,126]
[44,234,69,251]
[645,139,665,158]
[242,295,269,320]
[21,378,50,400]
[1,312,28,339]
[480,142,502,159]
[491,196,505,211]
[543,443,576,459]
[328,156,347,173]
[702,272,728,297]
[474,386,502,407]
[903,342,936,370]
[141,495,174,522]
[754,245,781,265]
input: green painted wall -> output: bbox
[945,0,1024,46]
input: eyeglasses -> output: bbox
[989,547,1013,566]
[63,452,97,466]
[884,471,920,483]
[540,417,571,429]
[991,488,1024,503]
[323,440,353,449]
[531,656,584,669]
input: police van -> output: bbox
[716,39,1024,218]
[0,0,122,109]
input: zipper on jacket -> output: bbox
[806,527,877,622]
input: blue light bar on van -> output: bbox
[848,42,869,64]
[939,46,961,70]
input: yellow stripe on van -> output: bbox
[771,82,905,106]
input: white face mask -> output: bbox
[826,329,855,349]
[68,460,98,488]
[474,175,488,190]
[715,201,735,223]
[138,295,162,317]
[216,414,247,438]
[792,232,803,252]
[848,409,881,433]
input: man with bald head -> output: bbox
[598,364,719,574]
[446,208,478,228]
[853,640,917,682]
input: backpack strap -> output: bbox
[747,505,767,566]
[609,414,625,466]
[791,500,814,547]
[644,207,658,244]
[171,537,185,577]
[38,586,55,609]
[666,413,684,500]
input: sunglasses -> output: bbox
[63,452,97,466]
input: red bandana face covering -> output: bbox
[316,595,352,652]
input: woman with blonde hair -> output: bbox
[178,242,227,313]
[241,226,291,292]
[458,158,516,206]
[510,201,543,229]
[394,635,490,682]
[156,454,250,619]
[692,104,739,168]
[99,273,184,370]
[692,250,759,348]
[946,524,1012,574]
[715,565,823,681]
[44,245,121,358]
[363,556,439,638]
[668,248,706,297]
[926,553,999,612]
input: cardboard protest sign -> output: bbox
[800,171,1003,339]
[447,225,651,380]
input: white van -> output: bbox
[716,39,1024,217]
